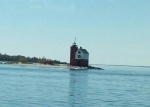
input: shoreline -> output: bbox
[1,63,89,70]
[0,63,103,70]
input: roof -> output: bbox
[78,49,89,54]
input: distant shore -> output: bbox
[0,63,89,70]
[0,63,103,70]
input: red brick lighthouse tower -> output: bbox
[70,41,78,66]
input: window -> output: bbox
[78,51,81,54]
[78,55,81,58]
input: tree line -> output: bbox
[0,53,67,64]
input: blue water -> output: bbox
[0,64,150,107]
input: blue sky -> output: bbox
[0,0,150,66]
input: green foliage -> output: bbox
[0,53,67,64]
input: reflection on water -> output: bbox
[1,65,150,107]
[69,70,88,107]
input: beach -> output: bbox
[2,63,89,70]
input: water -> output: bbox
[0,64,150,107]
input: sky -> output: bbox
[0,0,150,66]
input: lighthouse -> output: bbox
[70,41,89,67]
[70,42,78,66]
